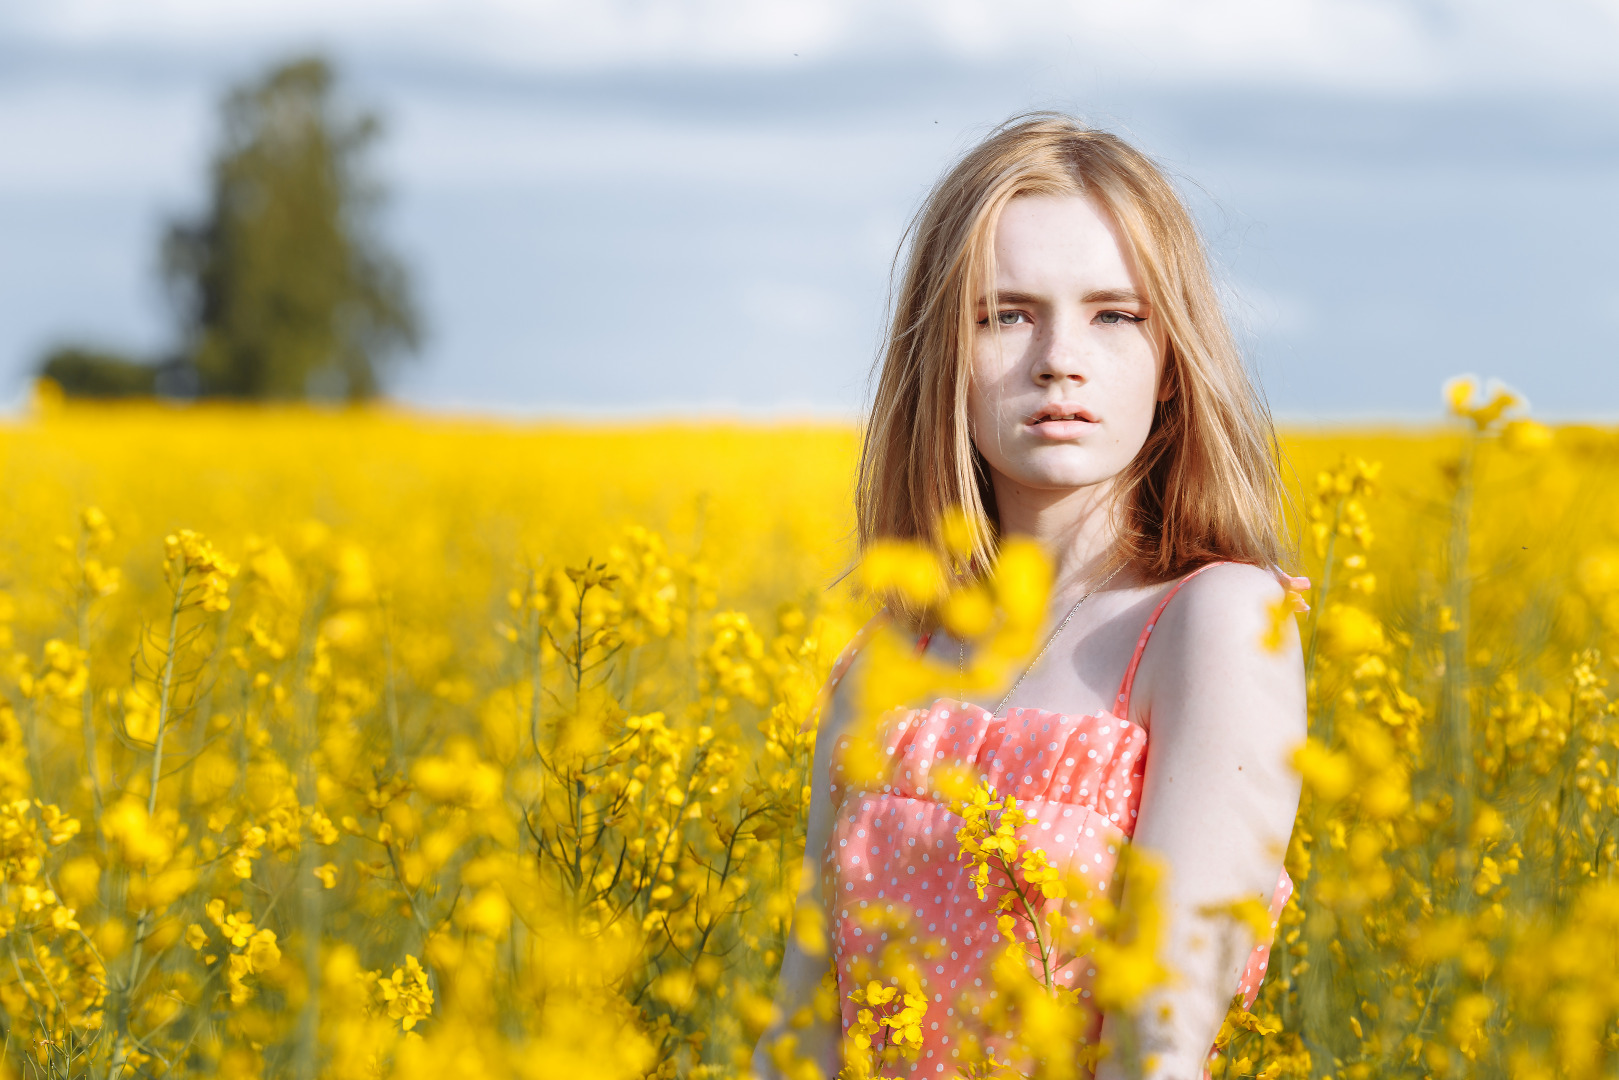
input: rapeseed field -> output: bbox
[2,381,1617,1079]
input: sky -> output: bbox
[2,0,1618,419]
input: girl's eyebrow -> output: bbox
[979,288,1145,306]
[980,290,1044,306]
[1081,287,1145,304]
[977,286,1146,304]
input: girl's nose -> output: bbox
[1033,321,1087,384]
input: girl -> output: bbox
[758,115,1305,1080]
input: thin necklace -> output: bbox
[961,562,1126,716]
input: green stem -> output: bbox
[110,569,188,1080]
[1444,433,1477,837]
[382,599,402,770]
[291,588,328,1080]
[1004,859,1054,989]
[1301,498,1343,699]
[75,554,105,832]
[529,570,545,759]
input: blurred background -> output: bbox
[3,0,1617,420]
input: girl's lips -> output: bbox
[1028,403,1098,424]
[1028,418,1096,440]
[1027,407,1099,440]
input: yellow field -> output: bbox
[1,395,1617,1079]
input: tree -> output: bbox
[162,56,419,400]
[38,346,158,398]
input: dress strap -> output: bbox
[1113,562,1227,720]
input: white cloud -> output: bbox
[9,0,1619,92]
[381,93,950,194]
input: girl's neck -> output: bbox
[992,475,1124,595]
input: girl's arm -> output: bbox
[750,655,858,1079]
[1096,564,1306,1080]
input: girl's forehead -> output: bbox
[993,194,1140,291]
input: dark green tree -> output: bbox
[37,346,158,398]
[162,56,419,400]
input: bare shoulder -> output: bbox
[1165,562,1287,641]
[1185,560,1284,599]
[1134,561,1304,732]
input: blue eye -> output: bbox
[1096,310,1143,325]
[997,311,1029,326]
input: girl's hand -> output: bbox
[1271,566,1311,612]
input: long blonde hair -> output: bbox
[857,113,1286,602]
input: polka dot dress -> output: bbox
[819,565,1292,1077]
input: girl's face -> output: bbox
[968,194,1167,502]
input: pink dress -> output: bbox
[820,565,1291,1076]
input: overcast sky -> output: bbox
[3,0,1618,418]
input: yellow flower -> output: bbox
[459,886,511,938]
[859,981,896,1007]
[990,538,1052,632]
[1448,993,1493,1060]
[1293,739,1353,802]
[792,900,827,957]
[939,506,978,562]
[1261,587,1306,651]
[1019,847,1067,900]
[226,954,255,1004]
[1444,375,1478,417]
[377,955,434,1031]
[244,929,280,973]
[1445,375,1522,430]
[858,540,946,609]
[1317,603,1384,657]
[941,585,995,639]
[1503,418,1553,452]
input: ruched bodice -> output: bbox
[836,699,1147,818]
[818,565,1292,1077]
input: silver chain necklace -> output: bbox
[960,562,1126,716]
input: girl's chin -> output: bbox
[997,462,1122,493]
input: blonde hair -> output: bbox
[856,113,1286,602]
